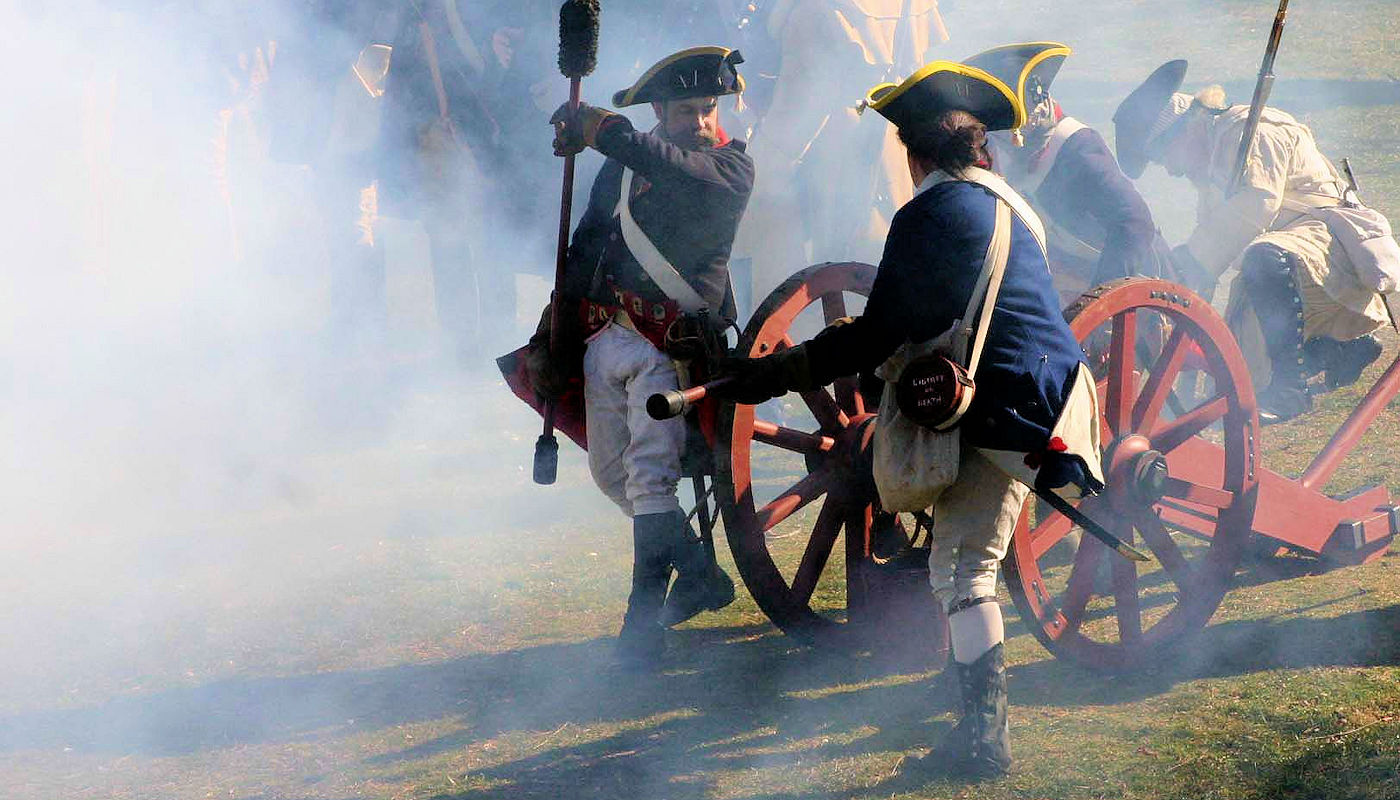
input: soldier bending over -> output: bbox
[1115,60,1393,423]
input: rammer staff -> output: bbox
[1230,0,1291,194]
[535,0,601,485]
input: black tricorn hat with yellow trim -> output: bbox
[612,46,746,107]
[860,61,1025,136]
[962,42,1071,112]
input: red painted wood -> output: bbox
[1004,278,1257,671]
[1302,350,1400,491]
[1106,310,1138,434]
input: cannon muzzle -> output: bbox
[646,378,733,420]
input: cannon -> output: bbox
[504,263,1400,671]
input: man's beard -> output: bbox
[670,127,719,150]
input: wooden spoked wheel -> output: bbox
[1004,278,1260,671]
[716,262,936,652]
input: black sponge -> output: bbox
[558,0,600,79]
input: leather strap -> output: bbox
[1019,117,1087,195]
[615,168,707,313]
[960,200,1013,376]
[958,166,1048,257]
[916,166,1048,257]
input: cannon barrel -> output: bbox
[647,378,732,420]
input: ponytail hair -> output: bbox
[1192,84,1228,113]
[897,109,991,175]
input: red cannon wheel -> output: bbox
[1004,278,1260,671]
[715,262,941,655]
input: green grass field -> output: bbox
[4,1,1400,798]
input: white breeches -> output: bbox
[927,447,1032,611]
[583,323,686,518]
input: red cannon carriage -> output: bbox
[505,263,1400,671]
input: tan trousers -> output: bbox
[1226,217,1388,383]
[927,448,1031,611]
[582,323,686,518]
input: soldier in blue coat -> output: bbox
[963,42,1173,302]
[717,61,1102,780]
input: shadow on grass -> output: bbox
[0,623,960,796]
[3,604,1395,798]
[1007,603,1400,710]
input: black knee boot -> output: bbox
[958,642,1012,777]
[615,514,672,668]
[901,642,1011,782]
[659,512,735,628]
[1241,245,1311,424]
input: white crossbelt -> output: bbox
[917,166,1049,260]
[614,168,708,313]
[1017,116,1087,195]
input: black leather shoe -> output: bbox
[1257,383,1313,425]
[660,565,735,628]
[614,617,664,670]
[1324,334,1382,390]
[660,514,735,628]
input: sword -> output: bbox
[1035,488,1152,563]
[1342,158,1400,332]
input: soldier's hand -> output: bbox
[551,102,586,157]
[550,101,616,156]
[523,345,571,400]
[713,355,788,405]
[525,302,582,399]
[1169,244,1216,297]
[1033,448,1101,500]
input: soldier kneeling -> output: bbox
[1115,60,1394,424]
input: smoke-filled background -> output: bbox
[3,1,1398,799]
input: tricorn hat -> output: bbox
[963,42,1072,114]
[612,46,746,107]
[1112,59,1189,179]
[861,61,1024,136]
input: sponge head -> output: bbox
[558,0,600,79]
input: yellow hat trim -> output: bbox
[615,45,744,107]
[964,41,1072,107]
[1016,43,1072,103]
[861,61,1026,131]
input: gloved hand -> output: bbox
[1031,447,1103,500]
[1169,244,1216,297]
[713,345,813,405]
[523,344,571,400]
[550,101,616,156]
[524,301,582,400]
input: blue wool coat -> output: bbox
[806,179,1087,454]
[563,118,754,325]
[1030,127,1166,284]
